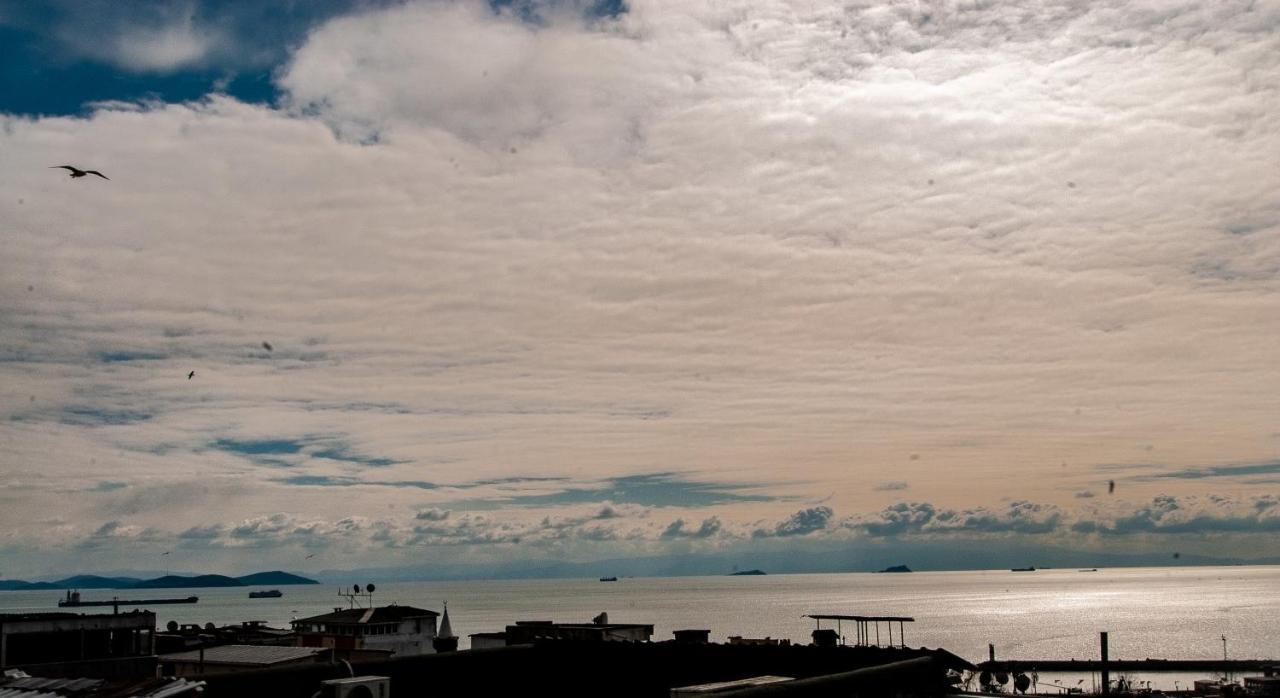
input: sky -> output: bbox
[0,0,1278,579]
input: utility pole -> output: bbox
[1100,632,1110,695]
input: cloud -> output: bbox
[41,3,226,74]
[660,516,722,539]
[855,501,1061,537]
[415,508,451,521]
[1081,495,1280,535]
[754,506,833,538]
[106,20,218,73]
[278,1,667,153]
[1,0,1279,574]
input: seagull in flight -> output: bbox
[162,551,171,556]
[187,370,195,380]
[305,553,316,559]
[262,341,273,352]
[50,165,109,180]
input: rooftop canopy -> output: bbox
[806,615,915,648]
[806,615,915,622]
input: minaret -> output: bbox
[433,601,458,652]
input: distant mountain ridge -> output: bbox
[0,570,317,591]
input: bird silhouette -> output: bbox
[51,165,109,180]
[262,341,273,352]
[187,370,195,380]
[162,551,171,556]
[305,553,316,559]
[1108,480,1115,494]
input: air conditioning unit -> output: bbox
[320,676,390,698]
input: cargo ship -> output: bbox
[248,589,283,598]
[57,590,198,607]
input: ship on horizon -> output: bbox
[57,590,198,607]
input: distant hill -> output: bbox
[129,574,245,589]
[0,580,59,591]
[0,571,319,590]
[878,565,912,573]
[54,575,142,589]
[235,571,320,586]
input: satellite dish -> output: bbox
[353,584,361,594]
[205,622,216,631]
[366,583,376,593]
[166,620,179,632]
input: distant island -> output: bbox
[877,565,912,573]
[730,569,766,576]
[0,570,318,591]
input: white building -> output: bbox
[292,604,439,658]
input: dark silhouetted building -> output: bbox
[158,644,332,676]
[0,611,155,673]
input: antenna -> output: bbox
[338,582,377,609]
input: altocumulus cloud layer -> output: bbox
[1,0,1278,576]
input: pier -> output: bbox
[979,659,1278,672]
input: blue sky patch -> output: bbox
[211,437,305,456]
[455,472,776,509]
[1146,460,1280,480]
[97,351,168,363]
[312,445,402,468]
[0,0,631,118]
[275,475,438,489]
[61,406,153,426]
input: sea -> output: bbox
[2,565,1276,690]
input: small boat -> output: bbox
[599,576,618,582]
[1078,568,1098,572]
[1011,567,1037,572]
[249,589,283,598]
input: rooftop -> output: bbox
[293,604,438,626]
[0,674,203,697]
[0,611,153,623]
[158,645,327,667]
